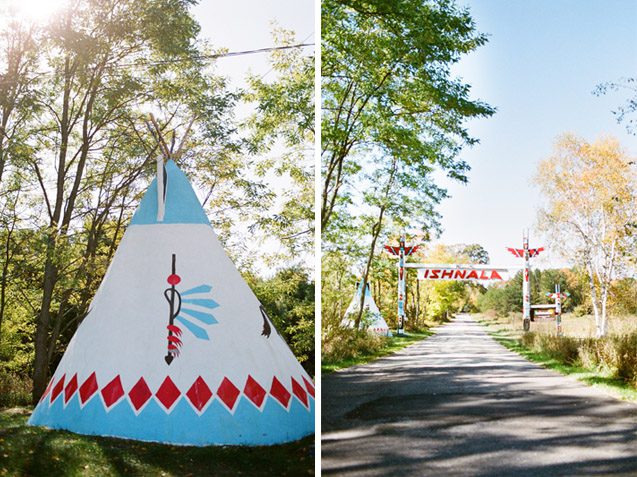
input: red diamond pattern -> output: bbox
[270,377,291,408]
[64,374,78,404]
[50,374,65,403]
[128,377,152,411]
[40,379,54,403]
[291,377,308,408]
[217,377,240,410]
[244,375,266,408]
[156,376,181,410]
[79,373,98,404]
[186,376,213,412]
[101,376,124,408]
[40,371,316,416]
[302,377,315,398]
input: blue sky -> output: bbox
[433,0,637,269]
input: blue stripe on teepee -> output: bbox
[181,285,212,296]
[176,316,210,340]
[180,308,217,325]
[181,298,219,309]
[28,386,315,446]
[130,160,210,225]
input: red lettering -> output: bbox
[430,269,440,279]
[491,270,503,280]
[479,270,488,280]
[454,270,466,279]
[441,269,453,279]
[422,270,429,279]
[467,270,478,279]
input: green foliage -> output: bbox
[244,29,314,258]
[427,280,466,321]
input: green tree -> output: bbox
[321,0,495,229]
[245,29,314,258]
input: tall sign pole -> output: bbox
[555,284,562,336]
[384,235,419,335]
[523,231,531,329]
[398,234,406,335]
[547,284,568,337]
[507,230,544,332]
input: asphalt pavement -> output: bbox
[322,314,637,476]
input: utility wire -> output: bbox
[0,42,314,85]
[118,42,314,69]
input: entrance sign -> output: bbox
[384,230,547,334]
[413,265,509,281]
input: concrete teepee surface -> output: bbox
[28,160,314,446]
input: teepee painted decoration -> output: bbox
[28,124,314,446]
[342,282,391,336]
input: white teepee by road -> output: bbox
[28,154,314,446]
[342,282,391,336]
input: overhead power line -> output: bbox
[0,42,315,85]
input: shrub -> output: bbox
[614,333,637,384]
[322,326,387,363]
[538,334,580,364]
[0,370,32,408]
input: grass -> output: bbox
[321,330,433,374]
[0,407,314,477]
[477,314,637,403]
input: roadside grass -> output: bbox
[477,314,637,403]
[0,407,314,477]
[321,330,433,374]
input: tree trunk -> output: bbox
[354,206,386,329]
[416,278,421,327]
[585,260,602,338]
[32,237,59,401]
[354,157,398,328]
[31,53,73,402]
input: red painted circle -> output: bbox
[167,274,181,285]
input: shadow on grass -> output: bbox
[0,409,314,477]
[322,330,434,374]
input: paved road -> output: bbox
[322,314,637,476]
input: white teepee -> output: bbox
[28,154,314,446]
[342,282,391,336]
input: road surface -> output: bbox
[322,314,637,476]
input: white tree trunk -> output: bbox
[586,260,602,337]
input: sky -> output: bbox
[193,0,314,94]
[432,0,637,270]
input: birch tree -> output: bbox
[536,134,637,337]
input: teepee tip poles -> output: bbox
[143,114,197,223]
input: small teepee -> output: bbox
[28,120,314,446]
[342,282,391,336]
